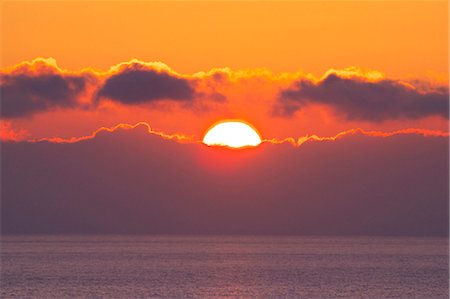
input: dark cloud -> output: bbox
[2,126,448,236]
[0,66,224,119]
[277,74,449,121]
[1,74,87,118]
[97,69,195,104]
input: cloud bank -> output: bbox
[2,125,448,236]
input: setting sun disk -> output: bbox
[203,121,262,148]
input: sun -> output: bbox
[203,121,262,148]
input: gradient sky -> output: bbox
[1,1,449,235]
[2,1,448,77]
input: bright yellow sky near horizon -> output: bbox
[1,1,448,80]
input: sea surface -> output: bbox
[1,235,448,298]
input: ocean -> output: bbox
[1,235,448,298]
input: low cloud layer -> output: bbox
[278,74,449,121]
[2,125,448,235]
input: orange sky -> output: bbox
[1,1,449,239]
[2,1,448,79]
[1,1,448,141]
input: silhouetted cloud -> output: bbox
[2,125,448,236]
[1,59,226,119]
[97,69,195,104]
[1,73,87,118]
[2,59,447,123]
[277,74,449,121]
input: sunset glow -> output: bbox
[203,121,262,148]
[1,1,449,297]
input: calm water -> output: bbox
[1,235,448,298]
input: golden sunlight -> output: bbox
[203,121,262,148]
